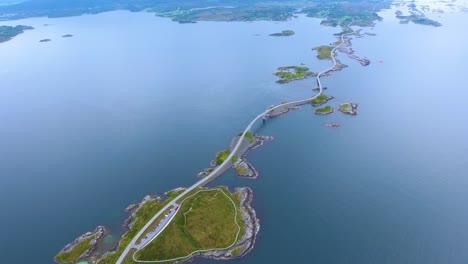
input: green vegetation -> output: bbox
[311,94,332,106]
[340,103,351,112]
[302,2,390,27]
[231,247,243,257]
[216,149,231,165]
[237,131,255,144]
[269,29,295,36]
[39,38,51,42]
[0,25,33,43]
[235,164,248,175]
[274,66,315,84]
[135,187,244,261]
[313,45,333,60]
[55,236,95,263]
[97,190,183,264]
[0,1,392,27]
[315,106,333,114]
[231,155,239,163]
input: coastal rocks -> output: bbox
[337,34,371,66]
[54,226,107,264]
[325,122,340,128]
[230,187,260,258]
[235,160,258,179]
[124,194,162,230]
[339,103,358,115]
[250,134,273,150]
[197,133,273,180]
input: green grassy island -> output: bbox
[269,29,295,36]
[134,187,247,262]
[339,103,358,115]
[311,94,333,106]
[315,105,333,115]
[0,25,33,43]
[313,45,333,60]
[274,66,315,83]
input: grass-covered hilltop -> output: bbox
[134,187,253,262]
[269,29,294,36]
[0,25,33,43]
[274,66,316,83]
[313,45,333,60]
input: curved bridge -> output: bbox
[116,21,354,264]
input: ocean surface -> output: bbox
[1,5,468,264]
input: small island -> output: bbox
[325,122,340,128]
[269,30,295,36]
[274,66,316,83]
[62,34,74,38]
[311,94,334,106]
[39,38,52,42]
[339,103,358,115]
[313,45,333,60]
[55,187,259,264]
[315,105,333,115]
[198,131,272,180]
[0,25,33,43]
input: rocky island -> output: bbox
[269,29,295,36]
[274,66,316,83]
[339,103,358,115]
[39,38,51,42]
[62,34,74,38]
[198,131,273,180]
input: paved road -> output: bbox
[116,21,354,264]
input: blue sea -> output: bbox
[1,5,468,264]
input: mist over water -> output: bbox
[1,6,468,264]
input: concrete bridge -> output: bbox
[116,21,354,264]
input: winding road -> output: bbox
[116,21,354,264]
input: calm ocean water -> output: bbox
[0,6,467,264]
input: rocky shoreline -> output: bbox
[198,134,273,180]
[54,226,107,264]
